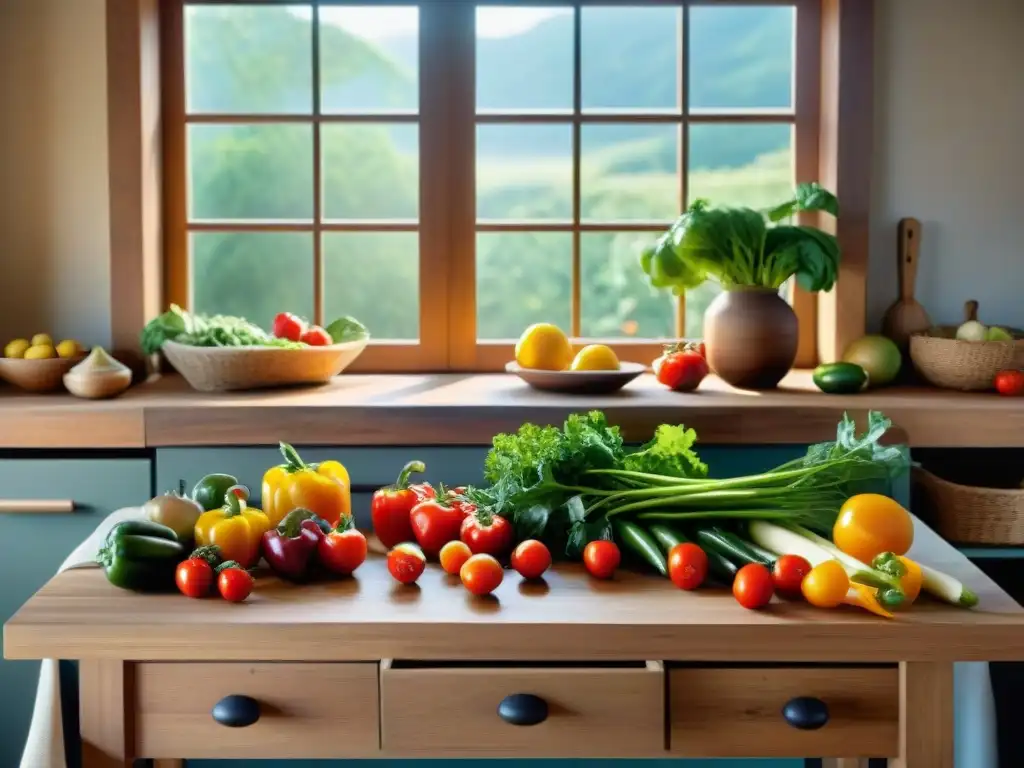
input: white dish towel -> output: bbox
[18,508,999,768]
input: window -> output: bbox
[162,0,821,372]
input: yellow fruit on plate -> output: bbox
[56,339,83,359]
[24,344,57,360]
[570,344,620,371]
[4,338,30,359]
[31,333,53,348]
[515,323,573,371]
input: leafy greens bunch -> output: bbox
[463,409,907,558]
[640,182,840,293]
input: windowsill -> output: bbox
[1,372,1020,450]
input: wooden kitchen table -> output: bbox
[5,519,1024,768]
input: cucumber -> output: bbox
[112,535,185,561]
[692,527,769,568]
[614,520,667,577]
[647,523,737,583]
[813,362,868,394]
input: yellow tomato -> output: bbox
[897,555,922,603]
[570,344,620,371]
[832,493,914,564]
[801,560,849,608]
[515,323,573,371]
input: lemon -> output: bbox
[4,338,30,359]
[515,323,573,371]
[570,344,620,371]
[31,333,53,347]
[56,339,83,359]
[24,344,57,360]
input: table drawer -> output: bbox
[380,661,664,757]
[134,662,379,759]
[668,665,899,758]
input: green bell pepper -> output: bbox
[98,520,185,592]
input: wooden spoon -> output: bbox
[882,217,932,348]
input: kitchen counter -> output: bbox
[2,371,1022,449]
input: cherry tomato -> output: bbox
[217,567,254,603]
[995,369,1024,397]
[667,543,708,590]
[318,527,368,575]
[732,563,774,609]
[176,557,214,599]
[460,553,504,596]
[583,540,621,580]
[653,343,709,392]
[410,498,464,558]
[387,542,426,585]
[272,312,306,342]
[460,513,514,557]
[300,325,333,346]
[771,554,813,596]
[832,493,914,564]
[511,539,551,580]
[801,560,849,608]
[439,540,472,575]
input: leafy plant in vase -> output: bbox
[641,183,840,390]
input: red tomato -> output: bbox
[460,553,504,596]
[300,325,332,346]
[511,539,551,580]
[733,563,774,610]
[387,542,426,584]
[439,540,472,575]
[410,498,464,558]
[995,369,1024,397]
[272,312,306,342]
[667,543,708,590]
[583,540,621,580]
[771,554,813,596]
[460,513,514,557]
[318,528,368,575]
[217,567,254,603]
[176,557,214,599]
[444,486,476,517]
[653,344,710,392]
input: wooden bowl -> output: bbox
[506,361,645,395]
[0,355,86,393]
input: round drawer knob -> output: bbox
[212,694,261,727]
[497,693,548,726]
[781,696,829,730]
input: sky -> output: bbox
[315,6,567,39]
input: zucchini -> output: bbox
[647,523,737,584]
[812,362,867,394]
[614,519,667,576]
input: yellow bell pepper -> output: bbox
[872,551,923,606]
[262,443,351,528]
[194,485,269,568]
[842,583,895,619]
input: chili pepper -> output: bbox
[613,519,667,576]
[371,460,430,549]
[261,443,351,528]
[98,520,185,592]
[261,508,330,581]
[194,485,270,568]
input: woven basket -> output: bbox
[913,465,1024,545]
[161,339,367,392]
[909,300,1024,391]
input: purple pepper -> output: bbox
[261,508,330,581]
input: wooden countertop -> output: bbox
[2,371,1022,449]
[5,518,1024,663]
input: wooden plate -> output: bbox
[505,361,645,394]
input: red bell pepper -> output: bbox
[261,508,330,581]
[371,461,434,549]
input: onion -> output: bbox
[955,320,988,342]
[143,480,202,541]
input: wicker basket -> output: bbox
[161,339,367,392]
[909,300,1024,391]
[913,465,1024,545]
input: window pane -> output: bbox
[319,7,419,113]
[476,7,573,111]
[476,232,571,340]
[190,232,314,332]
[689,6,795,110]
[582,7,681,111]
[686,283,723,340]
[185,5,313,115]
[324,233,418,340]
[581,124,680,222]
[189,124,313,221]
[477,125,572,221]
[688,124,793,209]
[322,124,418,221]
[581,232,675,339]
